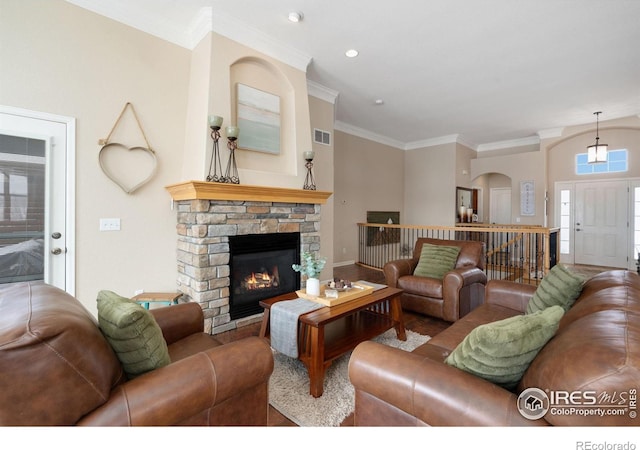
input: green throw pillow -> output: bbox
[97,290,171,379]
[445,305,564,390]
[526,264,586,314]
[413,243,461,279]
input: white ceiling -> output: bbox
[66,0,640,150]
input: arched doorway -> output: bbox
[472,172,512,224]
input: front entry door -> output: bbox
[0,107,74,292]
[575,180,628,267]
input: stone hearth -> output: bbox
[167,182,332,334]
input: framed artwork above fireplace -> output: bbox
[236,83,281,155]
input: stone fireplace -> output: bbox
[167,181,332,334]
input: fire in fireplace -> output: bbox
[229,232,300,320]
[241,267,280,291]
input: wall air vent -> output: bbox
[314,128,331,146]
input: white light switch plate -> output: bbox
[99,218,121,231]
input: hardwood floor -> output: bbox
[216,262,616,427]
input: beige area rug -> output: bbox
[268,329,430,427]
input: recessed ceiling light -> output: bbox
[345,49,359,58]
[375,99,384,105]
[288,11,303,23]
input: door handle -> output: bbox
[51,248,63,255]
[576,228,582,232]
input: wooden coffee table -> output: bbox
[259,286,405,398]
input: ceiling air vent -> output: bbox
[314,128,331,146]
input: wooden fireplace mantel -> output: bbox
[165,180,333,204]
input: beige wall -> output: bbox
[308,96,335,279]
[182,33,213,181]
[0,0,191,315]
[404,143,456,226]
[544,115,640,225]
[183,33,314,188]
[468,117,640,227]
[3,1,639,310]
[471,148,546,225]
[333,116,639,248]
[0,0,331,317]
[455,143,477,188]
[333,131,404,263]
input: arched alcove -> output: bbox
[471,149,545,225]
[229,56,297,176]
[546,126,640,183]
[471,172,513,224]
[544,126,640,226]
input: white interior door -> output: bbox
[490,187,512,224]
[575,180,628,267]
[0,107,75,293]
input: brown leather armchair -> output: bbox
[0,282,273,426]
[383,237,486,321]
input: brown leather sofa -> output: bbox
[349,270,640,426]
[383,237,486,322]
[0,282,274,426]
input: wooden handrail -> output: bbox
[486,234,523,258]
[358,222,555,234]
[356,223,560,286]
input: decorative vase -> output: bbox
[306,277,320,296]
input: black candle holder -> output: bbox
[223,137,240,184]
[206,125,223,182]
[303,152,316,190]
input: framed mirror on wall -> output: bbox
[456,187,478,223]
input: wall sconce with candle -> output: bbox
[303,150,316,190]
[206,115,224,182]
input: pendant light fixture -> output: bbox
[587,111,607,163]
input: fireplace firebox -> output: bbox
[229,232,300,320]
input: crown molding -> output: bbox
[455,136,478,151]
[405,134,477,151]
[186,7,213,49]
[334,121,405,149]
[205,9,312,71]
[66,2,312,71]
[476,135,540,152]
[537,127,565,140]
[66,0,192,47]
[332,126,480,151]
[307,80,339,104]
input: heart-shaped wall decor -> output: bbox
[98,142,158,194]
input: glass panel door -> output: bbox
[0,134,46,283]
